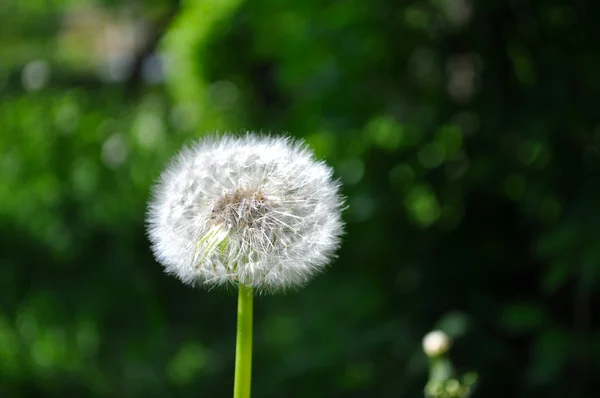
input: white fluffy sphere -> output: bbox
[422,330,451,357]
[147,133,344,292]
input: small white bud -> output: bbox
[422,330,451,357]
[146,133,345,293]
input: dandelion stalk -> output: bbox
[233,285,253,398]
[146,133,345,397]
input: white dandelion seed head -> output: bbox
[147,132,345,293]
[422,330,451,357]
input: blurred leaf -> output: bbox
[500,303,545,333]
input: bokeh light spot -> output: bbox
[366,116,404,150]
[167,343,209,386]
[418,142,446,169]
[134,112,165,149]
[208,80,239,111]
[22,60,51,92]
[504,174,526,200]
[405,185,441,227]
[389,164,415,190]
[101,133,128,169]
[349,194,375,222]
[338,157,365,185]
[540,197,561,222]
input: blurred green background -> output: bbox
[1,0,600,397]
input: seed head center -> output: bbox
[210,189,269,230]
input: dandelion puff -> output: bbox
[423,330,451,357]
[146,132,345,293]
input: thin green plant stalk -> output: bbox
[233,284,254,398]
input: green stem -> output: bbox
[233,284,254,398]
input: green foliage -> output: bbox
[1,0,600,397]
